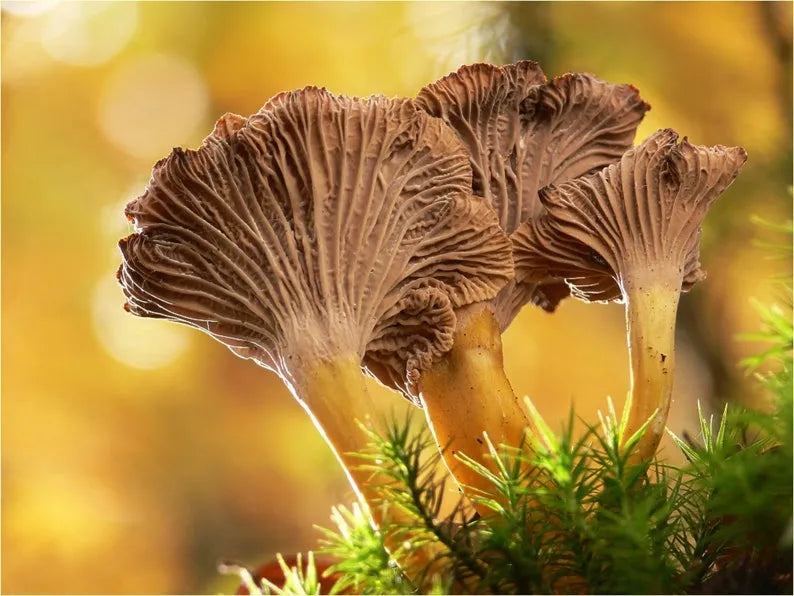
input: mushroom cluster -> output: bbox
[118,62,745,527]
[412,62,650,492]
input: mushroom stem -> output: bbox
[621,274,682,462]
[418,304,529,499]
[297,354,447,583]
[296,354,382,511]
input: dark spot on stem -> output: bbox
[476,438,484,445]
[661,353,667,363]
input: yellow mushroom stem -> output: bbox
[621,274,682,462]
[418,304,529,503]
[299,355,382,511]
[296,355,445,581]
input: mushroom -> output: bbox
[118,87,513,516]
[411,62,649,490]
[511,129,747,460]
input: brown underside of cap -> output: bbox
[416,62,650,325]
[512,129,747,300]
[119,87,513,402]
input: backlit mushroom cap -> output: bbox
[118,87,512,401]
[511,129,747,299]
[415,62,649,325]
[512,212,706,304]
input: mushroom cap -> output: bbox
[118,87,513,402]
[415,62,650,325]
[511,129,747,301]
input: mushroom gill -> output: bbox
[512,129,747,461]
[410,62,649,492]
[416,61,650,322]
[118,87,513,515]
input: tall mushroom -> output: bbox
[410,62,649,490]
[118,87,513,514]
[512,129,747,460]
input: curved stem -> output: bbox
[418,304,529,502]
[621,277,682,462]
[294,355,444,584]
[298,355,382,511]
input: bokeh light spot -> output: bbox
[92,273,190,370]
[2,1,58,17]
[6,471,126,555]
[41,2,137,67]
[98,53,210,159]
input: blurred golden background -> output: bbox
[2,2,791,593]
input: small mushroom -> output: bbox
[118,88,512,514]
[411,62,648,491]
[512,129,747,460]
[416,61,650,322]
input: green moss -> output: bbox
[229,226,792,595]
